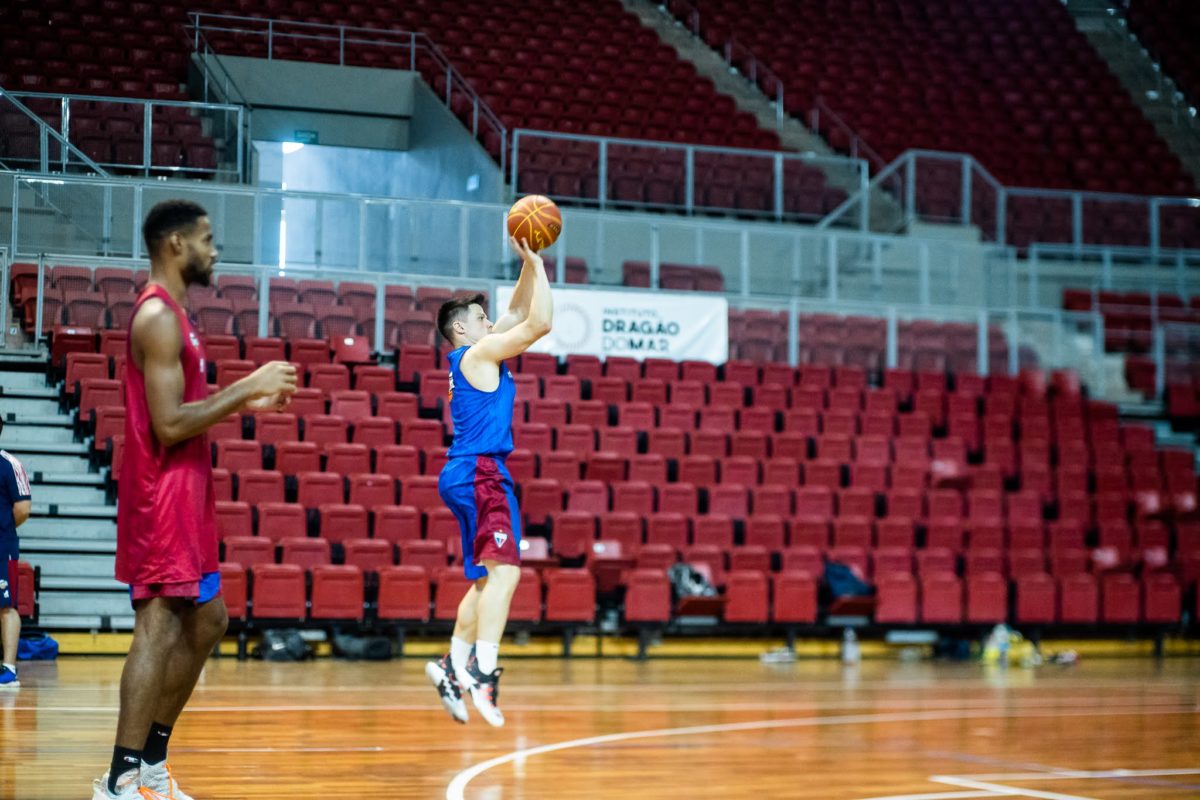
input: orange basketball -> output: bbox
[506,195,562,252]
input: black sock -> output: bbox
[142,722,173,766]
[108,747,141,793]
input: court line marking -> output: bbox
[931,776,1093,800]
[866,769,1200,800]
[444,706,1192,800]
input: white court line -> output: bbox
[932,776,1094,800]
[863,768,1200,800]
[855,792,1002,800]
[444,706,1192,800]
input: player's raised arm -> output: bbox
[467,237,553,365]
[135,299,297,447]
[490,253,538,336]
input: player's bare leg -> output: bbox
[464,562,520,727]
[139,597,228,800]
[0,607,20,688]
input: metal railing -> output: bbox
[808,98,889,175]
[6,91,244,182]
[665,0,786,127]
[511,129,868,227]
[820,149,1200,258]
[1023,243,1200,308]
[0,87,109,177]
[188,13,508,177]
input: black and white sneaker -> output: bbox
[425,653,469,724]
[465,648,505,728]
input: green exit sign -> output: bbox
[294,130,319,144]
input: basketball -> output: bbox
[506,194,562,252]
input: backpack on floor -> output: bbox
[18,633,58,661]
[252,629,312,662]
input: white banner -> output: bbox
[494,285,728,364]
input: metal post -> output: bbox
[102,186,112,257]
[996,189,1007,246]
[131,186,143,261]
[10,179,19,257]
[339,26,345,65]
[251,193,261,266]
[904,154,916,225]
[1153,324,1166,402]
[236,106,245,180]
[773,153,783,222]
[510,131,520,194]
[1092,311,1106,396]
[34,254,45,346]
[1007,308,1019,376]
[1175,249,1186,299]
[357,199,367,270]
[410,32,416,71]
[918,242,930,306]
[373,273,386,355]
[554,216,566,284]
[740,228,750,297]
[598,140,608,210]
[826,236,838,303]
[267,20,274,59]
[444,64,452,105]
[38,126,48,173]
[885,306,898,369]
[977,309,989,377]
[1101,249,1113,289]
[684,148,695,215]
[257,267,270,338]
[458,205,469,279]
[787,297,799,367]
[143,103,152,177]
[1071,193,1083,255]
[858,160,869,233]
[472,97,479,137]
[870,240,882,294]
[776,86,784,127]
[313,198,324,267]
[0,252,10,349]
[1149,198,1160,259]
[61,98,71,172]
[1028,249,1040,307]
[649,224,660,289]
[960,155,972,225]
[791,232,802,291]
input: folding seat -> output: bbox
[521,479,564,527]
[286,389,326,418]
[402,540,449,576]
[400,418,444,451]
[689,429,728,459]
[831,517,873,549]
[433,569,473,620]
[624,569,672,623]
[303,415,350,446]
[416,370,449,411]
[508,567,543,624]
[513,422,553,453]
[630,378,668,406]
[598,427,638,457]
[804,459,841,492]
[628,454,667,485]
[961,570,1006,624]
[682,545,727,587]
[375,565,430,621]
[91,406,125,452]
[279,536,332,569]
[739,407,778,436]
[566,480,608,515]
[915,546,956,577]
[708,383,745,409]
[254,413,299,446]
[347,474,396,511]
[668,380,706,409]
[210,468,234,503]
[249,564,306,620]
[872,546,914,579]
[1101,573,1140,623]
[763,566,815,625]
[79,379,123,417]
[714,456,754,489]
[556,424,597,455]
[723,570,769,623]
[351,417,396,448]
[528,398,568,428]
[513,374,541,405]
[564,355,602,381]
[739,514,784,552]
[604,357,640,381]
[543,375,582,402]
[328,390,373,424]
[216,562,248,621]
[821,411,858,438]
[309,564,365,620]
[783,408,820,436]
[1057,573,1099,623]
[645,513,688,551]
[342,538,394,571]
[237,470,285,506]
[585,453,627,483]
[424,508,462,555]
[875,572,918,624]
[826,545,868,579]
[326,443,371,476]
[1143,573,1181,624]
[598,511,643,552]
[214,440,262,471]
[212,498,253,541]
[517,352,558,378]
[544,569,596,623]
[920,573,963,623]
[693,516,734,549]
[373,505,422,544]
[721,360,758,386]
[1097,522,1133,559]
[540,451,582,485]
[610,481,654,517]
[750,485,792,517]
[1012,575,1060,623]
[65,353,110,396]
[659,482,699,515]
[570,400,609,429]
[591,376,629,405]
[771,432,808,461]
[698,407,737,435]
[706,485,748,519]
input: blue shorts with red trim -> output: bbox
[439,455,523,581]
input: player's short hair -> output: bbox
[437,293,486,343]
[142,199,208,256]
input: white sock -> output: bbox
[450,637,471,673]
[475,640,500,675]
[2,663,14,674]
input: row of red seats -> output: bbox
[1126,0,1200,110]
[218,562,591,624]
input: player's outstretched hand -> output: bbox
[242,361,297,409]
[510,235,544,270]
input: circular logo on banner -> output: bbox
[553,302,591,350]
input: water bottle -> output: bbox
[841,627,860,665]
[997,627,1010,668]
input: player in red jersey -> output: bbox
[92,200,297,800]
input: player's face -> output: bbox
[181,217,219,288]
[461,303,493,343]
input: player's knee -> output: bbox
[203,600,229,643]
[489,563,521,593]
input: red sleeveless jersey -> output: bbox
[115,284,218,586]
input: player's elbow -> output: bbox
[153,421,185,449]
[528,318,552,338]
[12,503,30,527]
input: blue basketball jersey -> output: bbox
[445,346,516,459]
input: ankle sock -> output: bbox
[475,640,499,675]
[108,747,141,793]
[450,637,472,674]
[142,722,173,766]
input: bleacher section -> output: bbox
[673,0,1194,197]
[20,262,1199,637]
[1126,0,1200,109]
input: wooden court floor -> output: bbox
[1,655,1197,799]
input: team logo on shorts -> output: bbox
[493,530,508,548]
